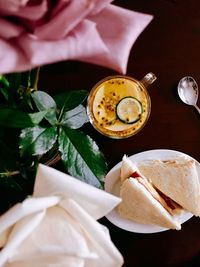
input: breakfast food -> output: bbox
[138,158,200,216]
[119,178,181,230]
[87,76,150,138]
[118,155,182,230]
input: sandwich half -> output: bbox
[138,158,200,216]
[118,155,182,230]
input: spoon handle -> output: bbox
[194,105,200,114]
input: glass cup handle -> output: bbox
[140,72,157,88]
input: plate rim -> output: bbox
[104,149,198,234]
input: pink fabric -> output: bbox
[0,0,153,74]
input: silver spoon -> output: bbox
[177,76,200,114]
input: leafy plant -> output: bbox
[0,69,107,213]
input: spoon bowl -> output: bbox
[177,76,200,114]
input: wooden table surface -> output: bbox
[40,1,200,266]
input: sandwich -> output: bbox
[118,155,182,230]
[138,157,200,216]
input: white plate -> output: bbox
[105,149,200,234]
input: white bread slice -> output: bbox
[118,178,181,230]
[120,155,138,183]
[138,158,200,216]
[120,155,182,214]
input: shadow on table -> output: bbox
[100,216,200,267]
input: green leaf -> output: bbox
[2,73,22,108]
[0,75,9,101]
[32,91,57,125]
[0,108,48,128]
[54,90,88,112]
[58,127,107,188]
[0,75,10,88]
[20,125,57,156]
[60,105,89,129]
[0,75,14,105]
[29,111,49,124]
[32,91,56,109]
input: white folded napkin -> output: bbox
[0,164,123,267]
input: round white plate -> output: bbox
[105,149,200,233]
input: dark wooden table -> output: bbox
[40,1,200,266]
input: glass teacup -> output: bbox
[87,73,157,139]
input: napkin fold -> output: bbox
[34,164,120,220]
[0,164,123,267]
[0,1,153,74]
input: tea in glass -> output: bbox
[87,73,156,139]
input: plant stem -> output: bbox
[0,170,20,177]
[57,107,64,123]
[45,152,61,166]
[33,67,41,90]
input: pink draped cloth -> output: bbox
[0,0,153,74]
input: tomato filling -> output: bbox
[131,172,181,215]
[130,171,140,178]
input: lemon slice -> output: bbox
[116,97,143,124]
